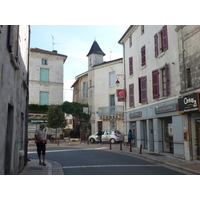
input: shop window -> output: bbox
[162,117,173,153]
[110,121,116,130]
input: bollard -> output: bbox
[87,139,89,145]
[139,144,142,154]
[120,142,122,151]
[110,142,112,150]
[130,143,132,152]
[57,139,59,145]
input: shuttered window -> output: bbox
[129,84,134,107]
[40,68,49,82]
[82,81,88,98]
[162,25,168,51]
[40,92,49,105]
[129,57,133,75]
[154,33,158,58]
[139,76,147,103]
[152,69,159,99]
[141,45,146,66]
[162,63,169,97]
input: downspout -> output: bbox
[24,25,31,165]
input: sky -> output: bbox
[30,25,129,102]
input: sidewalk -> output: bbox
[19,141,200,175]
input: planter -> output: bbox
[69,138,81,146]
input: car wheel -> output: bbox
[110,138,116,144]
[90,138,95,143]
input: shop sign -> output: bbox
[117,89,126,102]
[28,119,47,123]
[155,103,178,114]
[129,111,142,119]
[178,93,200,114]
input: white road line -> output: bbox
[63,164,158,169]
[28,147,108,154]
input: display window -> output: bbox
[162,117,174,153]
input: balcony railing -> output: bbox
[98,106,124,116]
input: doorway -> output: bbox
[195,119,200,160]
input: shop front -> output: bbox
[125,98,184,158]
[178,92,200,161]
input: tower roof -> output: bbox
[86,40,105,57]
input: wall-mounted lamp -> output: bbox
[115,74,124,87]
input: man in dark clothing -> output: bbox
[97,129,103,144]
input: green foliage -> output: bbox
[62,101,90,121]
[28,104,49,113]
[46,105,67,129]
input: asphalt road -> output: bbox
[28,145,185,175]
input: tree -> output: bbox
[61,101,90,121]
[46,105,67,139]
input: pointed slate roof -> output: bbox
[86,40,105,56]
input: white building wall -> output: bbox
[29,50,66,105]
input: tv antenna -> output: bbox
[51,35,59,50]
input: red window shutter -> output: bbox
[165,63,170,96]
[152,69,159,99]
[154,33,158,57]
[129,57,133,75]
[139,76,147,103]
[163,25,168,51]
[141,46,146,66]
[129,84,134,107]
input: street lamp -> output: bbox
[115,74,124,87]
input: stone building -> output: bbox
[119,25,184,158]
[28,48,68,138]
[0,25,30,174]
[176,25,200,161]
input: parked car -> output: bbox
[89,130,124,144]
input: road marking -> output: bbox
[28,147,108,154]
[63,164,158,169]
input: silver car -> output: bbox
[89,130,124,144]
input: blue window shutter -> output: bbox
[40,92,49,105]
[40,69,49,82]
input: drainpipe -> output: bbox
[123,43,127,135]
[24,25,31,165]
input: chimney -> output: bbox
[52,50,57,53]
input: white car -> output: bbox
[89,130,124,144]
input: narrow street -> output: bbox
[28,143,185,175]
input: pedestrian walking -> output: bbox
[35,123,47,166]
[128,129,132,146]
[97,129,103,144]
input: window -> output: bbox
[154,25,168,57]
[110,121,117,130]
[139,76,147,103]
[40,68,49,82]
[110,94,115,114]
[42,59,48,65]
[152,64,170,99]
[7,25,19,69]
[161,64,169,97]
[141,25,144,34]
[82,81,88,98]
[109,71,115,86]
[186,68,192,88]
[40,92,49,105]
[129,57,133,76]
[129,35,132,47]
[129,84,134,107]
[141,45,146,66]
[152,69,160,99]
